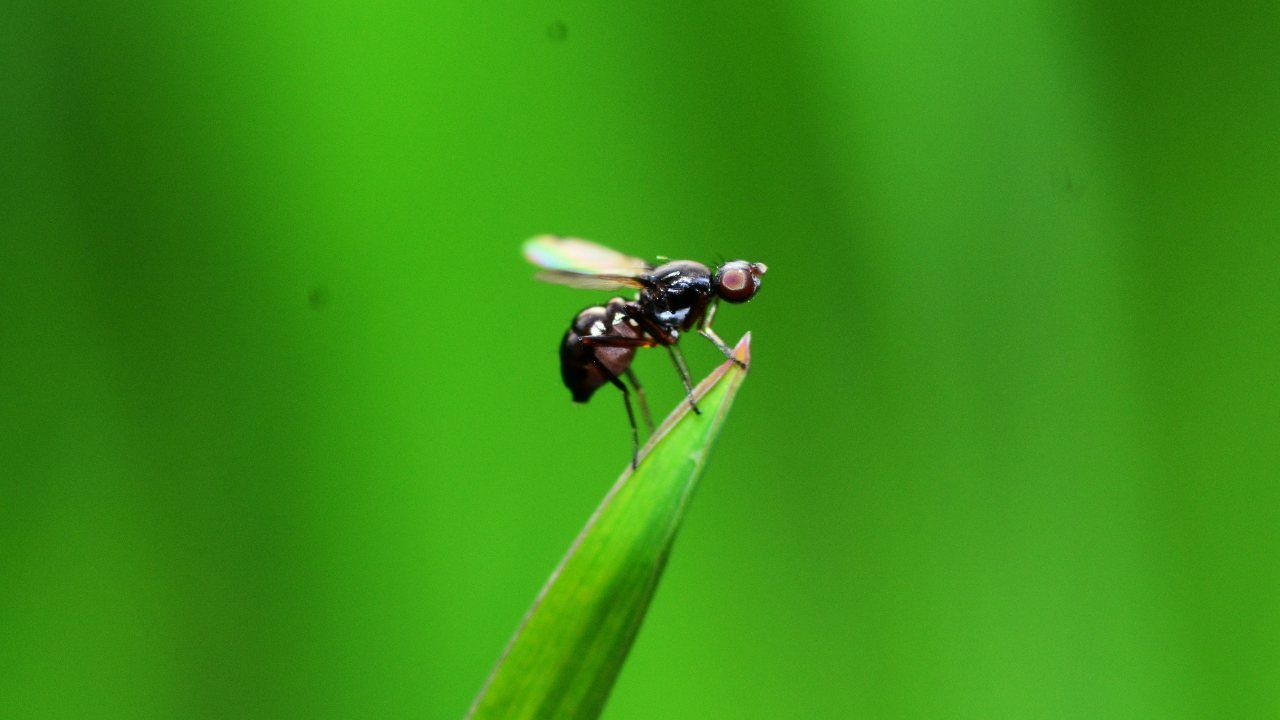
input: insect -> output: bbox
[524,234,767,467]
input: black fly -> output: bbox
[524,235,766,467]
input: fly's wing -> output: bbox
[524,235,649,274]
[523,235,650,290]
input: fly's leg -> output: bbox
[698,327,734,358]
[579,334,660,435]
[583,333,660,435]
[665,344,701,415]
[697,328,748,369]
[623,367,654,433]
[589,356,641,469]
[580,336,658,349]
[615,303,703,415]
[700,300,747,368]
[580,328,656,467]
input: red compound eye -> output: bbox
[715,261,760,303]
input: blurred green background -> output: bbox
[3,1,1278,718]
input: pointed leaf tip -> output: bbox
[466,334,753,720]
[733,332,751,367]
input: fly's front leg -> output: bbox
[700,300,748,368]
[698,327,736,359]
[699,328,747,369]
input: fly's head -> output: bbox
[713,260,767,303]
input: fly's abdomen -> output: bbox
[559,327,600,403]
[559,300,640,403]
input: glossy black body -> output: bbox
[539,244,764,466]
[639,260,714,333]
[560,260,715,403]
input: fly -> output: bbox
[524,235,767,467]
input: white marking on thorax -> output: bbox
[658,307,690,325]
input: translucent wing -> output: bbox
[523,236,651,290]
[531,269,648,290]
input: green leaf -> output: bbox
[466,333,753,720]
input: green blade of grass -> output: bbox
[466,333,752,720]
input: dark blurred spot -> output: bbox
[547,20,568,42]
[308,286,330,310]
[1051,165,1082,200]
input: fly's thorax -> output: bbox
[641,260,713,331]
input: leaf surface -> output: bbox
[467,334,752,720]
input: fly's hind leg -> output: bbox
[580,334,658,464]
[588,355,641,469]
[623,367,654,433]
